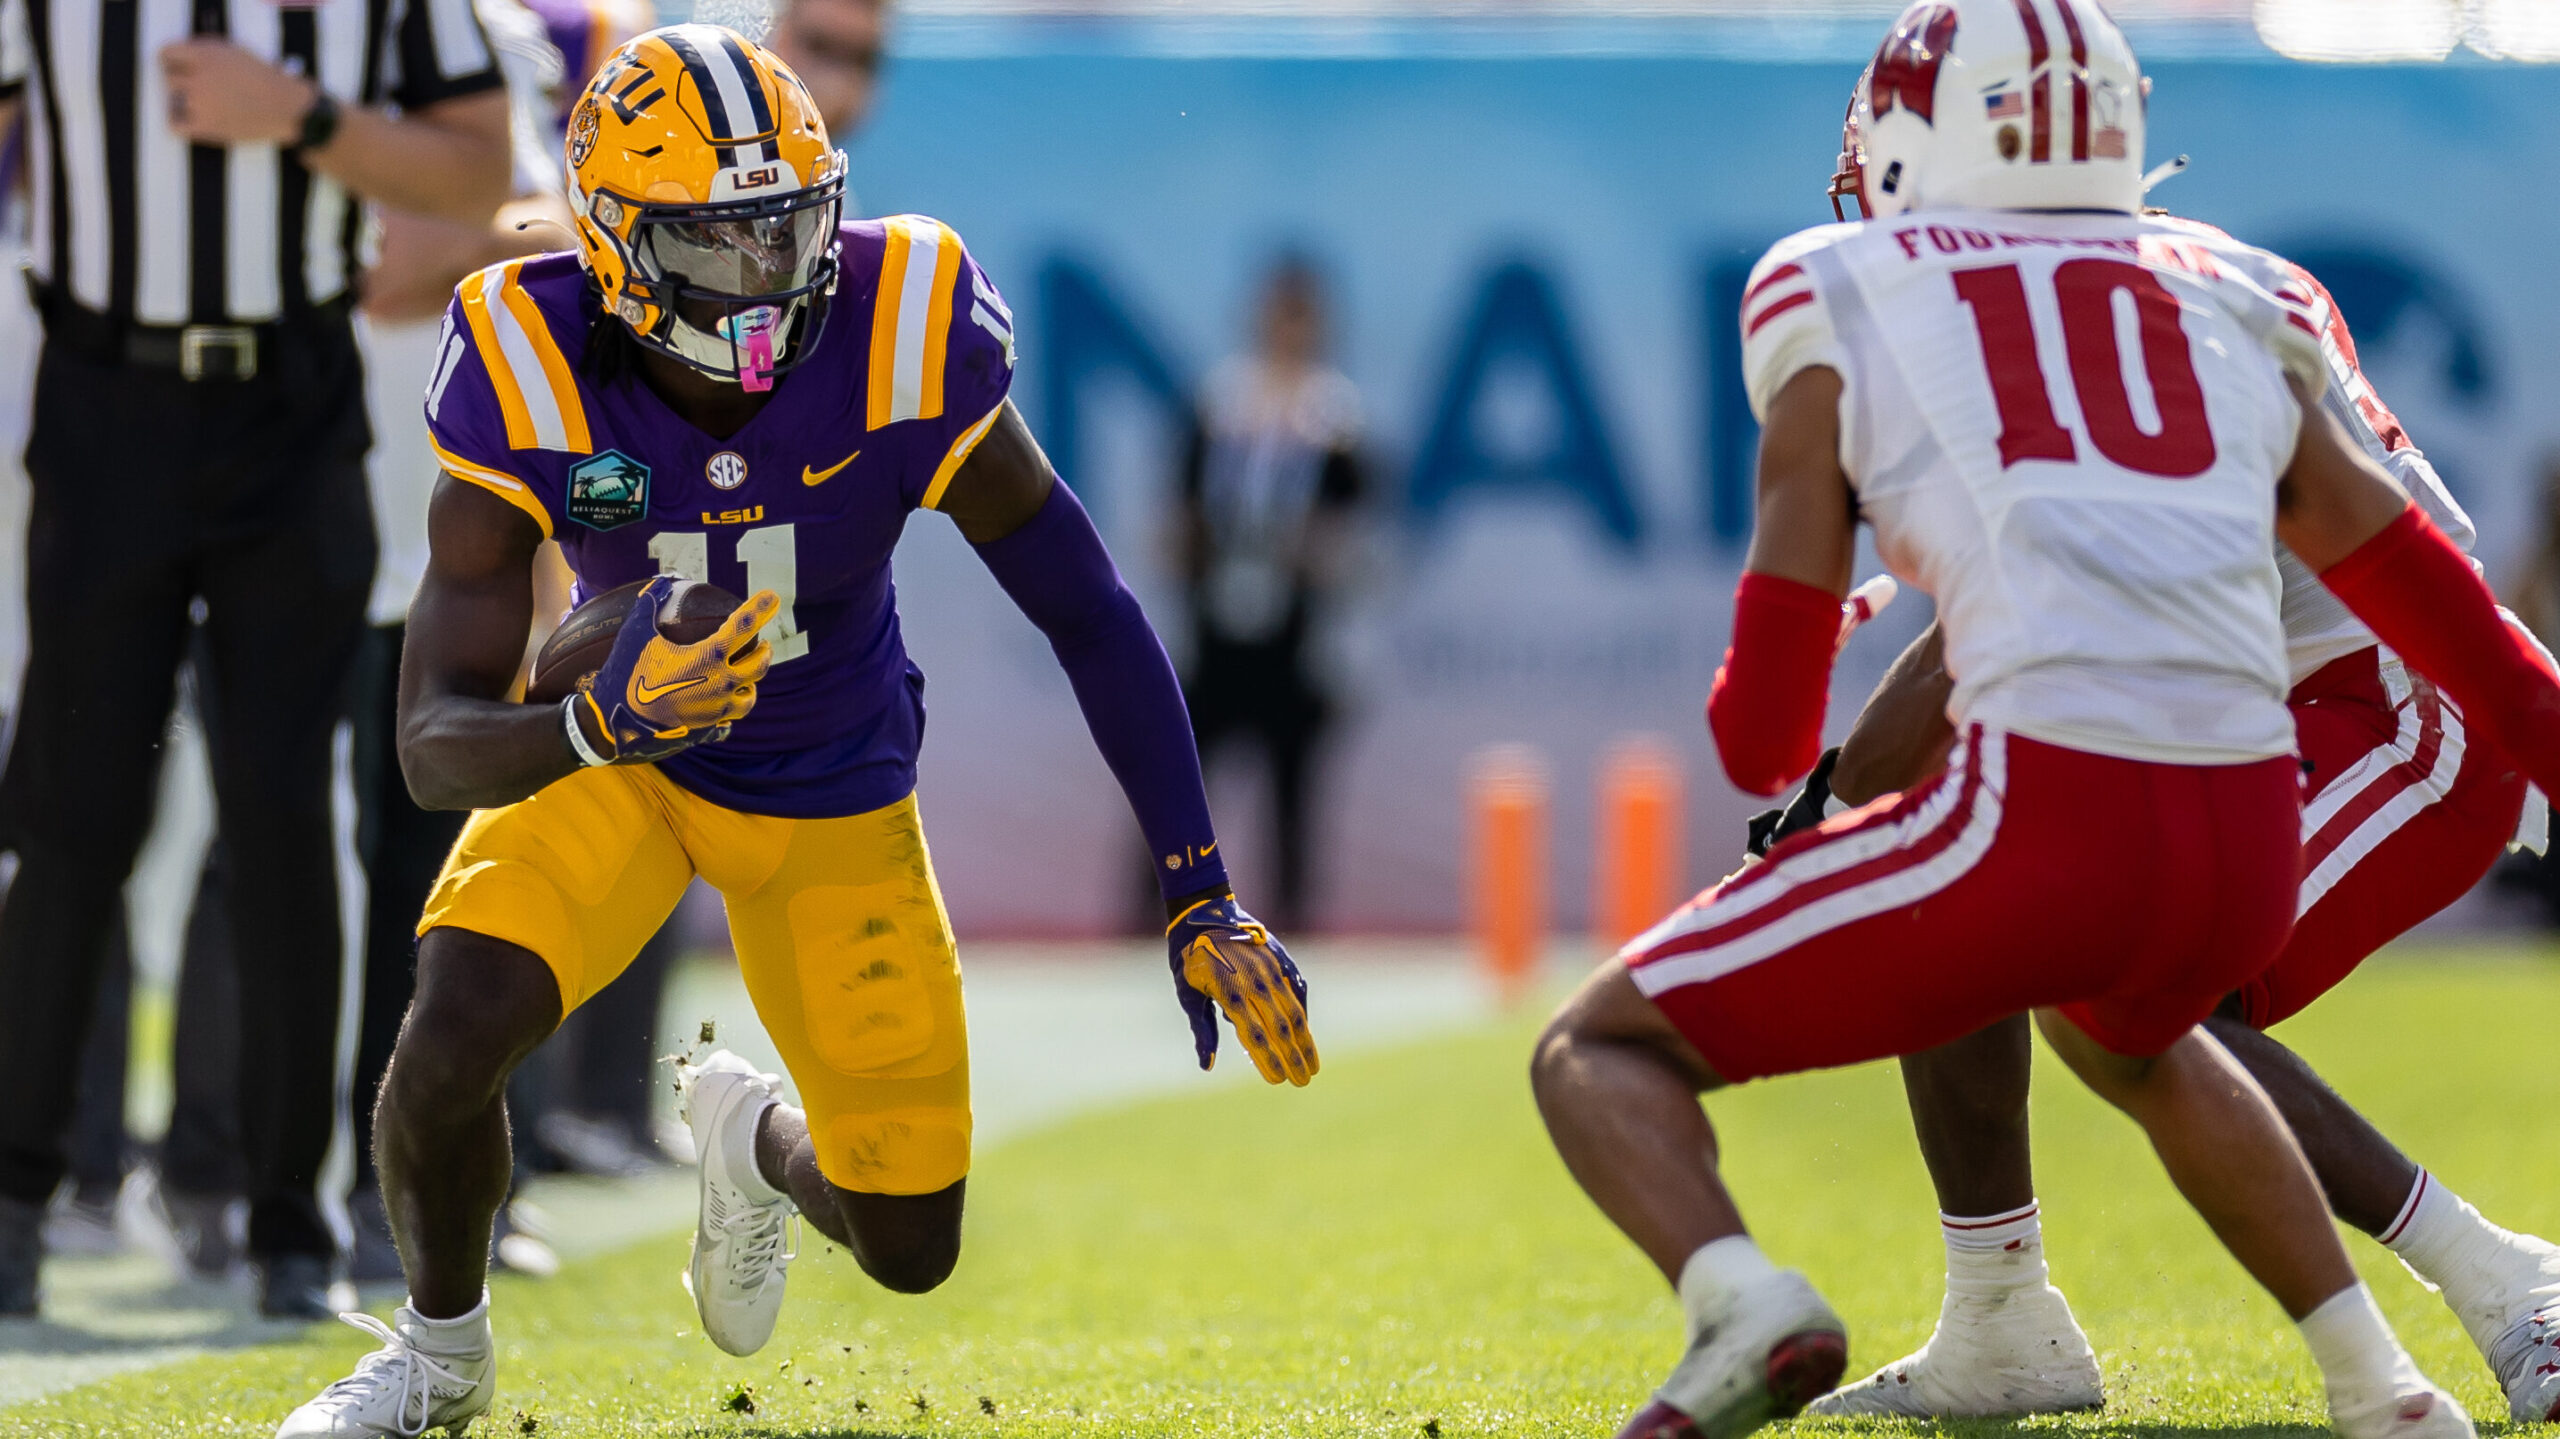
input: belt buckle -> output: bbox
[179,324,257,382]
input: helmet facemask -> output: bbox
[610,175,844,391]
[1829,81,1872,222]
[565,25,850,390]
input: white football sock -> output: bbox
[725,1098,787,1205]
[2383,1169,2548,1351]
[402,1292,492,1353]
[1942,1201,2049,1296]
[2299,1282,2425,1410]
[1678,1234,1779,1337]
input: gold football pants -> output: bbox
[420,765,968,1194]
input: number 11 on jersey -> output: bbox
[648,525,811,663]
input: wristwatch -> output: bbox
[293,91,342,153]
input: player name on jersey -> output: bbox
[1741,208,2343,768]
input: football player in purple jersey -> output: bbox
[278,26,1318,1439]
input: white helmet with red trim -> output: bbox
[1836,0,2146,221]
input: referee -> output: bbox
[0,0,509,1318]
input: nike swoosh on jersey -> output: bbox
[633,674,708,705]
[803,450,859,486]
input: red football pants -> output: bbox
[1628,727,2300,1080]
[2236,649,2527,1028]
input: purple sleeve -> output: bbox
[972,480,1229,903]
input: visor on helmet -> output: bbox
[634,197,838,300]
[616,176,845,391]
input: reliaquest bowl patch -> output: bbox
[567,450,651,530]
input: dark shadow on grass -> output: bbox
[0,1282,327,1360]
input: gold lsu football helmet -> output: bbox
[566,24,847,389]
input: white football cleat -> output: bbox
[1612,1267,1847,1439]
[678,1050,798,1358]
[2480,1270,2560,1422]
[275,1307,494,1438]
[2330,1382,2475,1439]
[1805,1279,2103,1417]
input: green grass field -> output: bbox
[12,947,2560,1438]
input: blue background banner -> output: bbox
[844,49,2558,934]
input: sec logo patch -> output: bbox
[706,452,748,490]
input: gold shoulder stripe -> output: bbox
[866,217,915,431]
[499,270,592,454]
[866,216,963,432]
[919,402,1003,512]
[430,433,557,539]
[459,265,537,451]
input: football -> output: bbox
[525,577,744,706]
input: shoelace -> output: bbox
[315,1312,480,1438]
[715,1202,798,1294]
[2492,1304,2560,1385]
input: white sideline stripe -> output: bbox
[890,218,946,422]
[0,948,1493,1410]
[2298,699,2464,918]
[1631,732,2008,995]
[481,268,569,452]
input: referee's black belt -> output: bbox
[27,278,353,383]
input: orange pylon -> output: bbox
[1466,745,1549,1004]
[1594,735,1686,953]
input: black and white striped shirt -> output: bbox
[0,0,502,326]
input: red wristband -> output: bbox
[1708,571,1840,797]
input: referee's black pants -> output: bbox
[0,323,374,1260]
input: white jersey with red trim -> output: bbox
[2152,218,2479,685]
[1741,209,2329,766]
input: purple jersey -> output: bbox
[425,215,1019,818]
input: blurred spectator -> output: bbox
[347,0,897,1237]
[0,0,508,1322]
[0,114,135,1260]
[1175,258,1369,930]
[770,0,887,136]
[333,0,644,1281]
[505,0,896,1179]
[500,0,898,1184]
